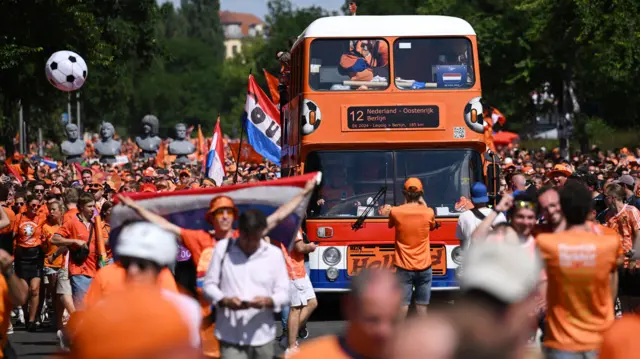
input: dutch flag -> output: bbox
[242,75,281,165]
[205,117,226,186]
[110,172,321,253]
[33,156,58,169]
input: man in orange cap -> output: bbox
[388,178,437,317]
[546,164,572,187]
[69,286,200,359]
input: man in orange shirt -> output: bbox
[388,178,436,317]
[52,193,100,308]
[537,181,622,359]
[599,315,640,358]
[291,269,402,359]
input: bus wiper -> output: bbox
[352,185,387,231]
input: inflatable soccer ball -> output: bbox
[45,51,88,92]
[463,96,484,133]
[301,99,322,135]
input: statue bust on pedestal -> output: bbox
[168,123,195,164]
[135,115,162,159]
[93,122,122,164]
[61,123,85,164]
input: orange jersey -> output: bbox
[83,263,177,309]
[389,204,436,271]
[0,275,12,357]
[605,204,640,268]
[56,214,98,278]
[63,208,79,224]
[41,222,63,268]
[599,315,640,359]
[537,230,623,351]
[0,207,14,235]
[12,212,45,248]
[273,231,306,280]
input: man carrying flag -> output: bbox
[117,177,318,359]
[242,75,281,166]
[205,118,226,186]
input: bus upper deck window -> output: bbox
[393,38,475,90]
[309,39,390,91]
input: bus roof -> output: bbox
[297,15,476,42]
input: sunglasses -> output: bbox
[214,208,234,218]
[34,189,45,194]
[15,201,25,206]
[29,203,39,208]
[120,257,160,271]
[514,201,537,210]
[90,184,103,189]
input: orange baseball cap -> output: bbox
[140,183,157,193]
[69,286,193,359]
[404,177,424,193]
[205,196,238,223]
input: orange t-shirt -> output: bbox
[389,204,436,271]
[0,207,15,235]
[605,204,640,268]
[277,231,306,280]
[56,214,98,278]
[537,230,623,351]
[82,263,178,309]
[12,212,45,248]
[599,315,640,359]
[0,275,11,358]
[63,208,79,224]
[41,222,63,268]
[290,336,354,359]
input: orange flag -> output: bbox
[94,215,108,268]
[197,125,206,158]
[4,158,22,184]
[263,69,280,105]
[155,140,166,167]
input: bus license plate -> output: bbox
[347,244,447,277]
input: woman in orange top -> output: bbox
[99,201,114,263]
[41,199,64,330]
[12,194,46,331]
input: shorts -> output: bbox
[396,266,432,306]
[43,266,61,276]
[289,275,316,307]
[56,268,72,295]
[14,246,43,282]
[70,275,93,307]
[542,347,598,359]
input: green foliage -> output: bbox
[3,0,640,150]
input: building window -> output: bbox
[232,45,239,56]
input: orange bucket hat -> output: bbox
[205,196,238,224]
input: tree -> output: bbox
[181,0,225,62]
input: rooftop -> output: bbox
[219,11,264,37]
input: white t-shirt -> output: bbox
[162,290,202,348]
[456,207,507,249]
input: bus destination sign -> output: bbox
[346,105,440,130]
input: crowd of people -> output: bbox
[0,141,638,358]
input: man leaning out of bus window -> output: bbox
[388,178,437,318]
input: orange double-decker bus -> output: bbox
[282,15,490,292]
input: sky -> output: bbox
[159,0,345,19]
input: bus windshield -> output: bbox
[394,38,475,90]
[309,39,390,91]
[305,149,483,218]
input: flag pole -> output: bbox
[234,70,251,184]
[233,121,244,184]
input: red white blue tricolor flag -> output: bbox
[243,75,281,165]
[205,117,225,185]
[109,173,320,257]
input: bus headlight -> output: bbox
[326,266,339,281]
[451,246,463,265]
[322,247,341,266]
